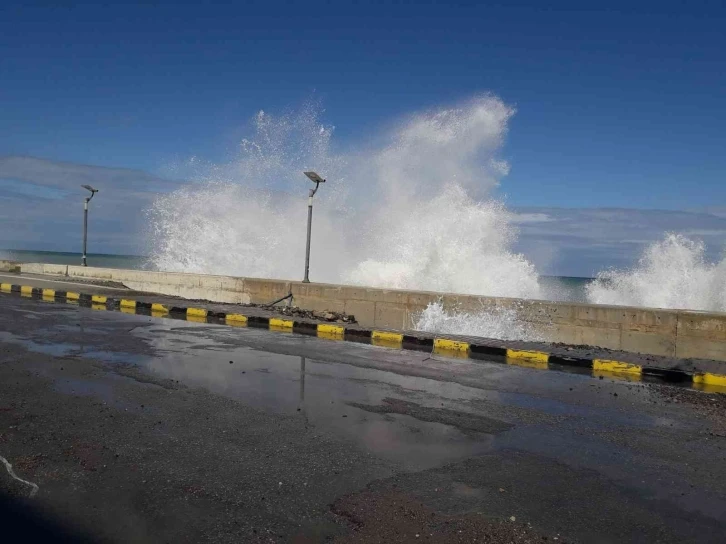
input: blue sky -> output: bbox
[1,1,725,274]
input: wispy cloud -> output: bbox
[0,156,183,254]
[512,207,726,276]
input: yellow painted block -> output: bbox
[371,330,404,349]
[593,369,641,382]
[593,359,642,376]
[269,318,294,330]
[372,338,403,349]
[372,331,403,343]
[433,346,469,359]
[66,292,80,300]
[42,289,55,298]
[120,299,136,309]
[225,314,248,325]
[318,330,344,341]
[318,324,344,338]
[187,307,208,318]
[151,303,168,313]
[120,306,136,315]
[151,309,168,318]
[692,383,726,394]
[0,283,12,292]
[91,303,107,311]
[20,285,33,296]
[507,357,548,370]
[693,372,726,388]
[91,295,107,304]
[186,315,207,323]
[506,349,549,364]
[434,338,470,353]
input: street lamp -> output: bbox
[81,184,98,266]
[302,171,325,283]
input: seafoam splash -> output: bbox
[149,104,350,281]
[148,96,544,339]
[415,301,545,342]
[343,98,540,299]
[586,233,726,311]
[150,97,539,294]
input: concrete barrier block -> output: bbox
[198,274,223,290]
[544,323,578,345]
[176,286,218,301]
[295,296,346,314]
[569,318,621,331]
[20,263,42,274]
[677,312,726,341]
[552,323,621,350]
[676,337,726,361]
[374,302,407,329]
[74,266,115,280]
[337,286,371,302]
[322,286,346,301]
[218,276,246,294]
[365,288,409,305]
[244,279,291,304]
[621,330,675,357]
[438,294,487,313]
[572,304,627,325]
[344,300,375,326]
[406,291,441,308]
[517,301,574,324]
[0,260,19,272]
[291,283,327,299]
[530,323,558,343]
[405,304,429,329]
[621,308,678,335]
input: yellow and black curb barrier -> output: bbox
[2,282,726,391]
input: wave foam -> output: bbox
[586,234,726,311]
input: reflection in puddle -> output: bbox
[1,305,685,474]
[0,331,79,357]
[139,338,497,470]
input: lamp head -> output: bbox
[303,171,325,184]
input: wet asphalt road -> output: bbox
[1,294,726,543]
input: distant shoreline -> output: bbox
[0,248,146,259]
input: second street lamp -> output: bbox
[81,184,99,266]
[302,171,325,283]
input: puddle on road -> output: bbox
[0,300,691,473]
[0,323,499,470]
[0,331,79,358]
[139,341,498,471]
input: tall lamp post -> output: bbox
[81,184,98,267]
[302,171,325,283]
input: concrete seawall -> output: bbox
[20,262,726,362]
[0,260,20,272]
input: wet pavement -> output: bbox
[1,294,725,542]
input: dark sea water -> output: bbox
[0,249,147,270]
[1,249,593,303]
[538,275,592,303]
